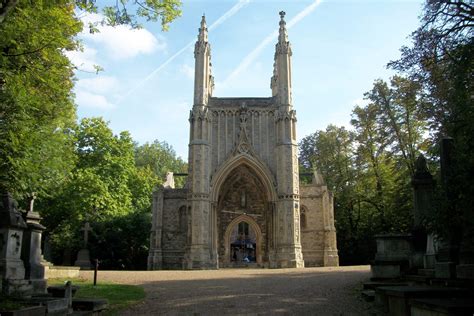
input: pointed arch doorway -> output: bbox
[210,158,277,268]
[224,215,263,265]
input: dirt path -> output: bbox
[80,265,372,315]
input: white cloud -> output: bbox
[76,90,115,110]
[80,13,166,60]
[76,76,119,94]
[179,64,194,80]
[116,0,252,104]
[65,45,98,72]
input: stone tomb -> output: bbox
[148,13,338,270]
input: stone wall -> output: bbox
[209,98,277,176]
[299,174,339,267]
[148,188,188,270]
[161,189,188,269]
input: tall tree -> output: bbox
[390,0,473,244]
[135,140,187,188]
[0,1,81,201]
[1,0,182,30]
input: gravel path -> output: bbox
[80,265,372,315]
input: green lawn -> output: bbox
[48,278,146,315]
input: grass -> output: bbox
[0,298,27,311]
[48,278,146,315]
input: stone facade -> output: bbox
[148,12,338,270]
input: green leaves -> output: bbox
[299,76,430,264]
[0,1,80,200]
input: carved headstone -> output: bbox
[0,192,32,296]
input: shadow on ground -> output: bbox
[117,268,373,315]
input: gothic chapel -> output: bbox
[148,12,338,269]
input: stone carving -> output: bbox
[11,232,21,254]
[163,172,175,189]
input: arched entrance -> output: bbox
[210,154,278,268]
[224,215,262,265]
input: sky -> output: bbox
[68,0,424,160]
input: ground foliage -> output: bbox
[300,0,473,265]
[48,278,146,315]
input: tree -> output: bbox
[41,118,162,267]
[0,1,81,201]
[1,0,182,30]
[1,0,182,203]
[135,140,187,188]
[389,0,473,246]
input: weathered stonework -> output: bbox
[148,12,338,270]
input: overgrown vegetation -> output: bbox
[0,2,184,269]
[300,0,473,265]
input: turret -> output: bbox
[194,15,214,106]
[271,11,292,107]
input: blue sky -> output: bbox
[68,0,424,160]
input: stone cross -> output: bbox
[27,192,36,213]
[81,222,92,248]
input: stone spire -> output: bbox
[198,14,208,43]
[194,15,213,106]
[272,11,292,106]
[278,11,288,44]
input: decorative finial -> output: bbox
[198,15,208,42]
[278,10,288,44]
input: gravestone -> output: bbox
[0,192,32,296]
[74,222,92,269]
[435,137,459,278]
[411,154,435,269]
[21,193,47,294]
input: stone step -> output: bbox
[363,281,408,290]
[404,274,431,284]
[361,290,375,302]
[429,278,473,288]
[22,297,68,315]
[410,297,474,316]
[72,298,108,313]
[71,311,93,316]
[417,268,435,277]
[375,286,473,316]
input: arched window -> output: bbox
[300,206,307,230]
[178,205,187,232]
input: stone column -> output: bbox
[322,188,339,266]
[183,15,215,269]
[147,188,164,270]
[21,204,47,294]
[411,154,434,269]
[271,11,303,268]
[435,137,459,278]
[185,107,213,269]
